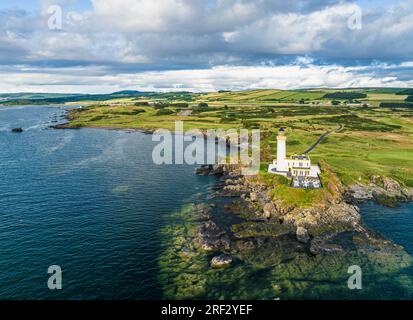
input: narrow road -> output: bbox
[302,125,343,154]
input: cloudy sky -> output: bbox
[0,0,413,93]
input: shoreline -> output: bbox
[50,123,156,134]
[50,123,251,150]
[51,112,413,298]
[54,116,413,213]
[55,112,413,255]
[54,111,413,208]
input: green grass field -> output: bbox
[63,89,413,207]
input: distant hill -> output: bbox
[0,91,156,105]
[397,89,413,95]
[110,90,145,95]
[0,93,81,100]
[0,90,203,105]
[1,87,412,105]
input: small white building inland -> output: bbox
[268,128,322,189]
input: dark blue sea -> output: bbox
[361,202,413,256]
[0,105,215,299]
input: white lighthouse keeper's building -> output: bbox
[268,128,321,179]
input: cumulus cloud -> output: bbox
[223,3,360,54]
[0,0,413,92]
[3,0,412,66]
[89,0,343,33]
[1,61,412,93]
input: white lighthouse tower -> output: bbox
[276,128,288,172]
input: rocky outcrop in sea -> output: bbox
[347,175,413,207]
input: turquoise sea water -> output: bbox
[0,105,215,299]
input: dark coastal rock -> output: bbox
[210,164,225,176]
[221,183,247,197]
[233,239,256,252]
[11,127,23,133]
[200,240,219,251]
[403,188,413,200]
[249,192,258,202]
[372,191,399,207]
[195,165,213,175]
[280,202,362,239]
[325,203,361,229]
[219,236,231,251]
[211,254,232,268]
[198,220,228,252]
[195,203,212,221]
[309,229,406,257]
[200,237,231,252]
[50,124,81,129]
[348,175,413,207]
[262,202,285,220]
[296,226,310,244]
[263,202,275,219]
[308,242,320,255]
[211,183,225,191]
[309,236,343,255]
[273,199,295,216]
[195,164,227,177]
[347,184,373,201]
[231,221,294,240]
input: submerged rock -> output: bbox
[198,219,228,252]
[211,254,232,268]
[372,191,399,207]
[195,203,212,221]
[296,226,310,244]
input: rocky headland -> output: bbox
[159,164,413,299]
[195,164,412,269]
